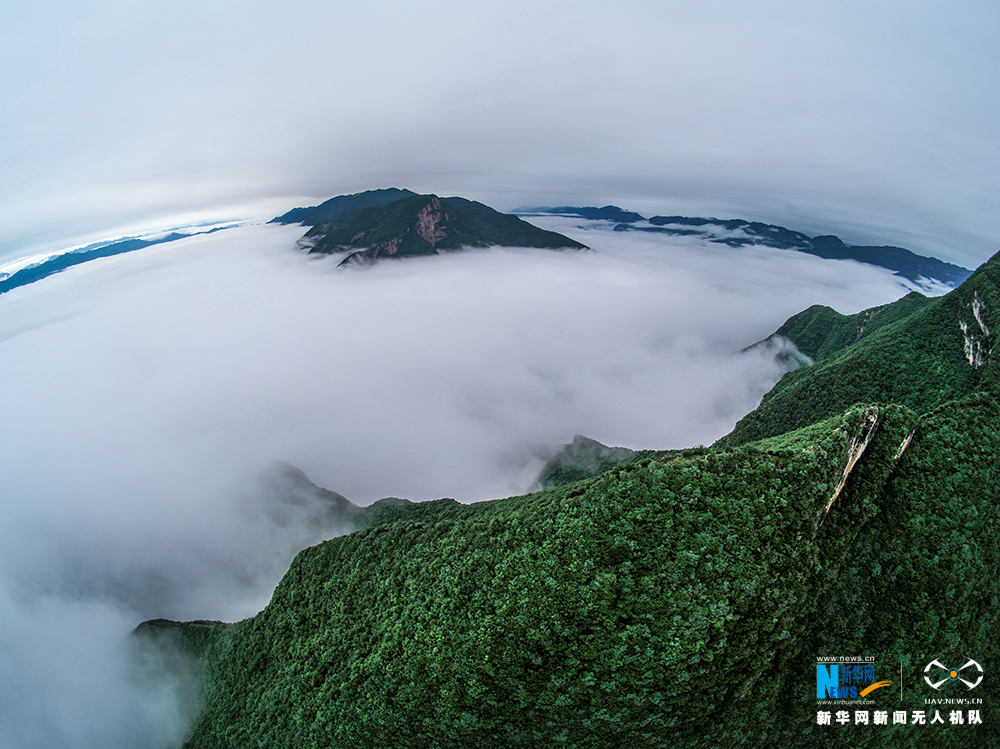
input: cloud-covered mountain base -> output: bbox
[167,246,1000,747]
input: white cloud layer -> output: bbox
[0,221,911,745]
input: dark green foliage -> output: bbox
[533,435,639,490]
[773,392,1000,747]
[533,438,715,491]
[772,292,934,363]
[171,394,998,747]
[304,194,586,263]
[134,619,231,661]
[178,406,867,747]
[719,252,1000,447]
[441,197,589,250]
[270,188,417,226]
[131,619,234,735]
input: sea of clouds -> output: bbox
[0,218,914,747]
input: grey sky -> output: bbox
[2,0,998,267]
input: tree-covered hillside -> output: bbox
[767,292,935,363]
[157,395,996,748]
[270,188,417,227]
[532,435,640,490]
[718,251,999,447]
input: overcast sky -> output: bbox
[2,0,998,268]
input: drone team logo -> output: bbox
[923,659,983,690]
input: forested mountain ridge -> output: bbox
[718,249,1000,447]
[151,395,998,747]
[270,188,417,227]
[762,292,935,363]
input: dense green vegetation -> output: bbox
[533,435,639,490]
[770,292,934,363]
[719,252,999,447]
[170,398,997,747]
[136,619,231,662]
[148,250,999,747]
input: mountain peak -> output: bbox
[270,188,417,226]
[288,191,587,264]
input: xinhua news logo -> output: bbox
[817,663,891,700]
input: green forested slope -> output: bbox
[171,396,997,748]
[270,188,417,227]
[772,292,934,363]
[718,252,999,447]
[533,435,640,490]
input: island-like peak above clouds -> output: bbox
[519,205,973,289]
[274,190,587,265]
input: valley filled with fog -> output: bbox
[0,220,916,747]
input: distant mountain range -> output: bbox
[274,189,586,264]
[276,190,971,283]
[0,189,586,295]
[520,205,972,288]
[1,193,973,295]
[0,227,230,297]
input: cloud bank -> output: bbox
[0,221,910,745]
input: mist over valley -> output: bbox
[0,209,918,746]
